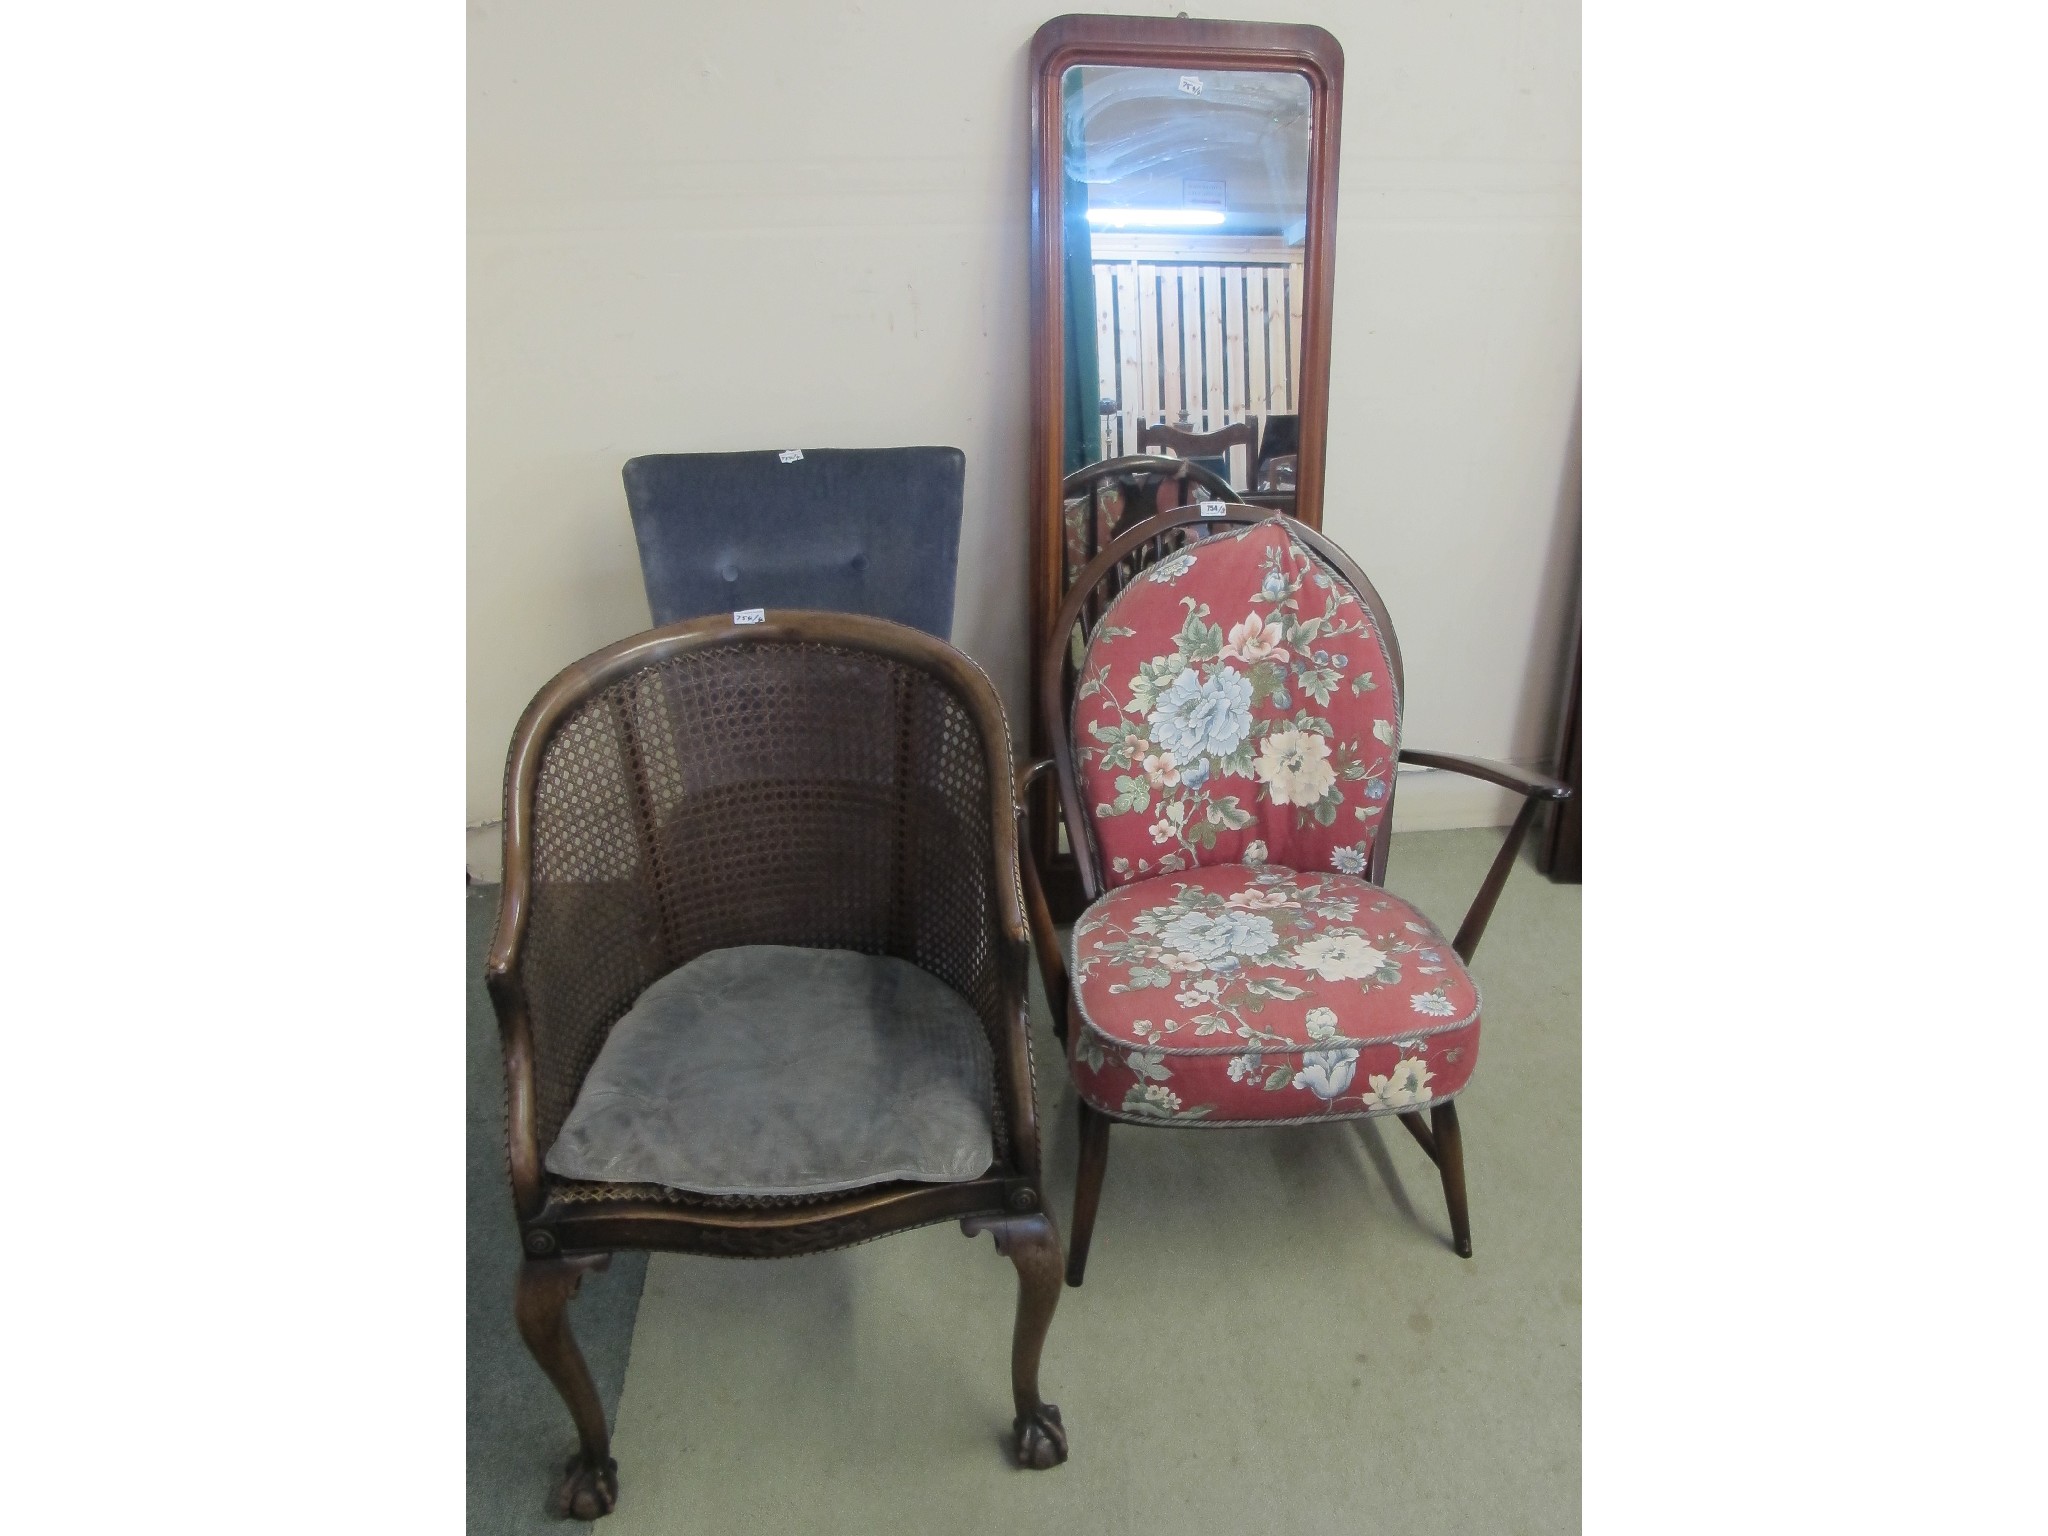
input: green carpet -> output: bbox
[469,888,647,1532]
[585,828,1582,1534]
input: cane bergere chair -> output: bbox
[1018,508,1569,1285]
[488,611,1069,1519]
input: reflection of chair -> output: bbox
[1254,413,1299,484]
[1020,506,1570,1288]
[1136,419,1257,463]
[490,611,1070,1518]
[1253,415,1299,498]
[1057,454,1247,643]
[1058,454,1241,587]
[1137,419,1256,487]
[1257,454,1298,492]
[623,448,964,639]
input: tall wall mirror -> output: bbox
[1061,64,1312,491]
[1028,14,1345,908]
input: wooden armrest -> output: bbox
[1396,750,1571,964]
[1399,748,1570,801]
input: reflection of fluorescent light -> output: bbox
[1085,208,1226,228]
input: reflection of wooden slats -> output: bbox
[1097,268,1114,450]
[1092,253,1304,486]
[1171,264,1187,421]
[1114,265,1141,458]
[1092,266,1119,453]
[1146,266,1180,431]
[1247,269,1272,419]
[1285,267,1302,411]
[1200,266,1226,430]
[1220,266,1248,485]
[1270,267,1291,410]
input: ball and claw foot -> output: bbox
[1014,1403,1068,1469]
[548,1450,619,1522]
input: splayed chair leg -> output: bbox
[1431,1099,1473,1258]
[515,1253,620,1519]
[962,1212,1070,1468]
[1066,1100,1112,1287]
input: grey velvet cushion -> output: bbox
[544,945,995,1197]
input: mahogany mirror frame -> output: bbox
[1026,12,1345,913]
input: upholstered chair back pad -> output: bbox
[1071,519,1402,889]
[624,448,965,639]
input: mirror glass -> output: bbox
[1059,65,1312,495]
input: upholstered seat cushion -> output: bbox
[1067,864,1480,1126]
[545,945,995,1196]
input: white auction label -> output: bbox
[1178,75,1203,96]
[733,608,766,624]
[1198,500,1229,518]
[778,449,803,463]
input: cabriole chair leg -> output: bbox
[514,1253,620,1520]
[963,1212,1071,1467]
[1431,1100,1474,1258]
[1066,1101,1112,1287]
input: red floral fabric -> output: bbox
[1071,519,1400,890]
[1068,863,1479,1126]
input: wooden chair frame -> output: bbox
[1017,506,1570,1284]
[1033,456,1249,914]
[489,611,1070,1518]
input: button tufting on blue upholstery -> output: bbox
[624,447,965,639]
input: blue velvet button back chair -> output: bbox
[623,447,967,639]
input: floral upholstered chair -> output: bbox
[1020,509,1570,1284]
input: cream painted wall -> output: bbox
[468,0,1579,844]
